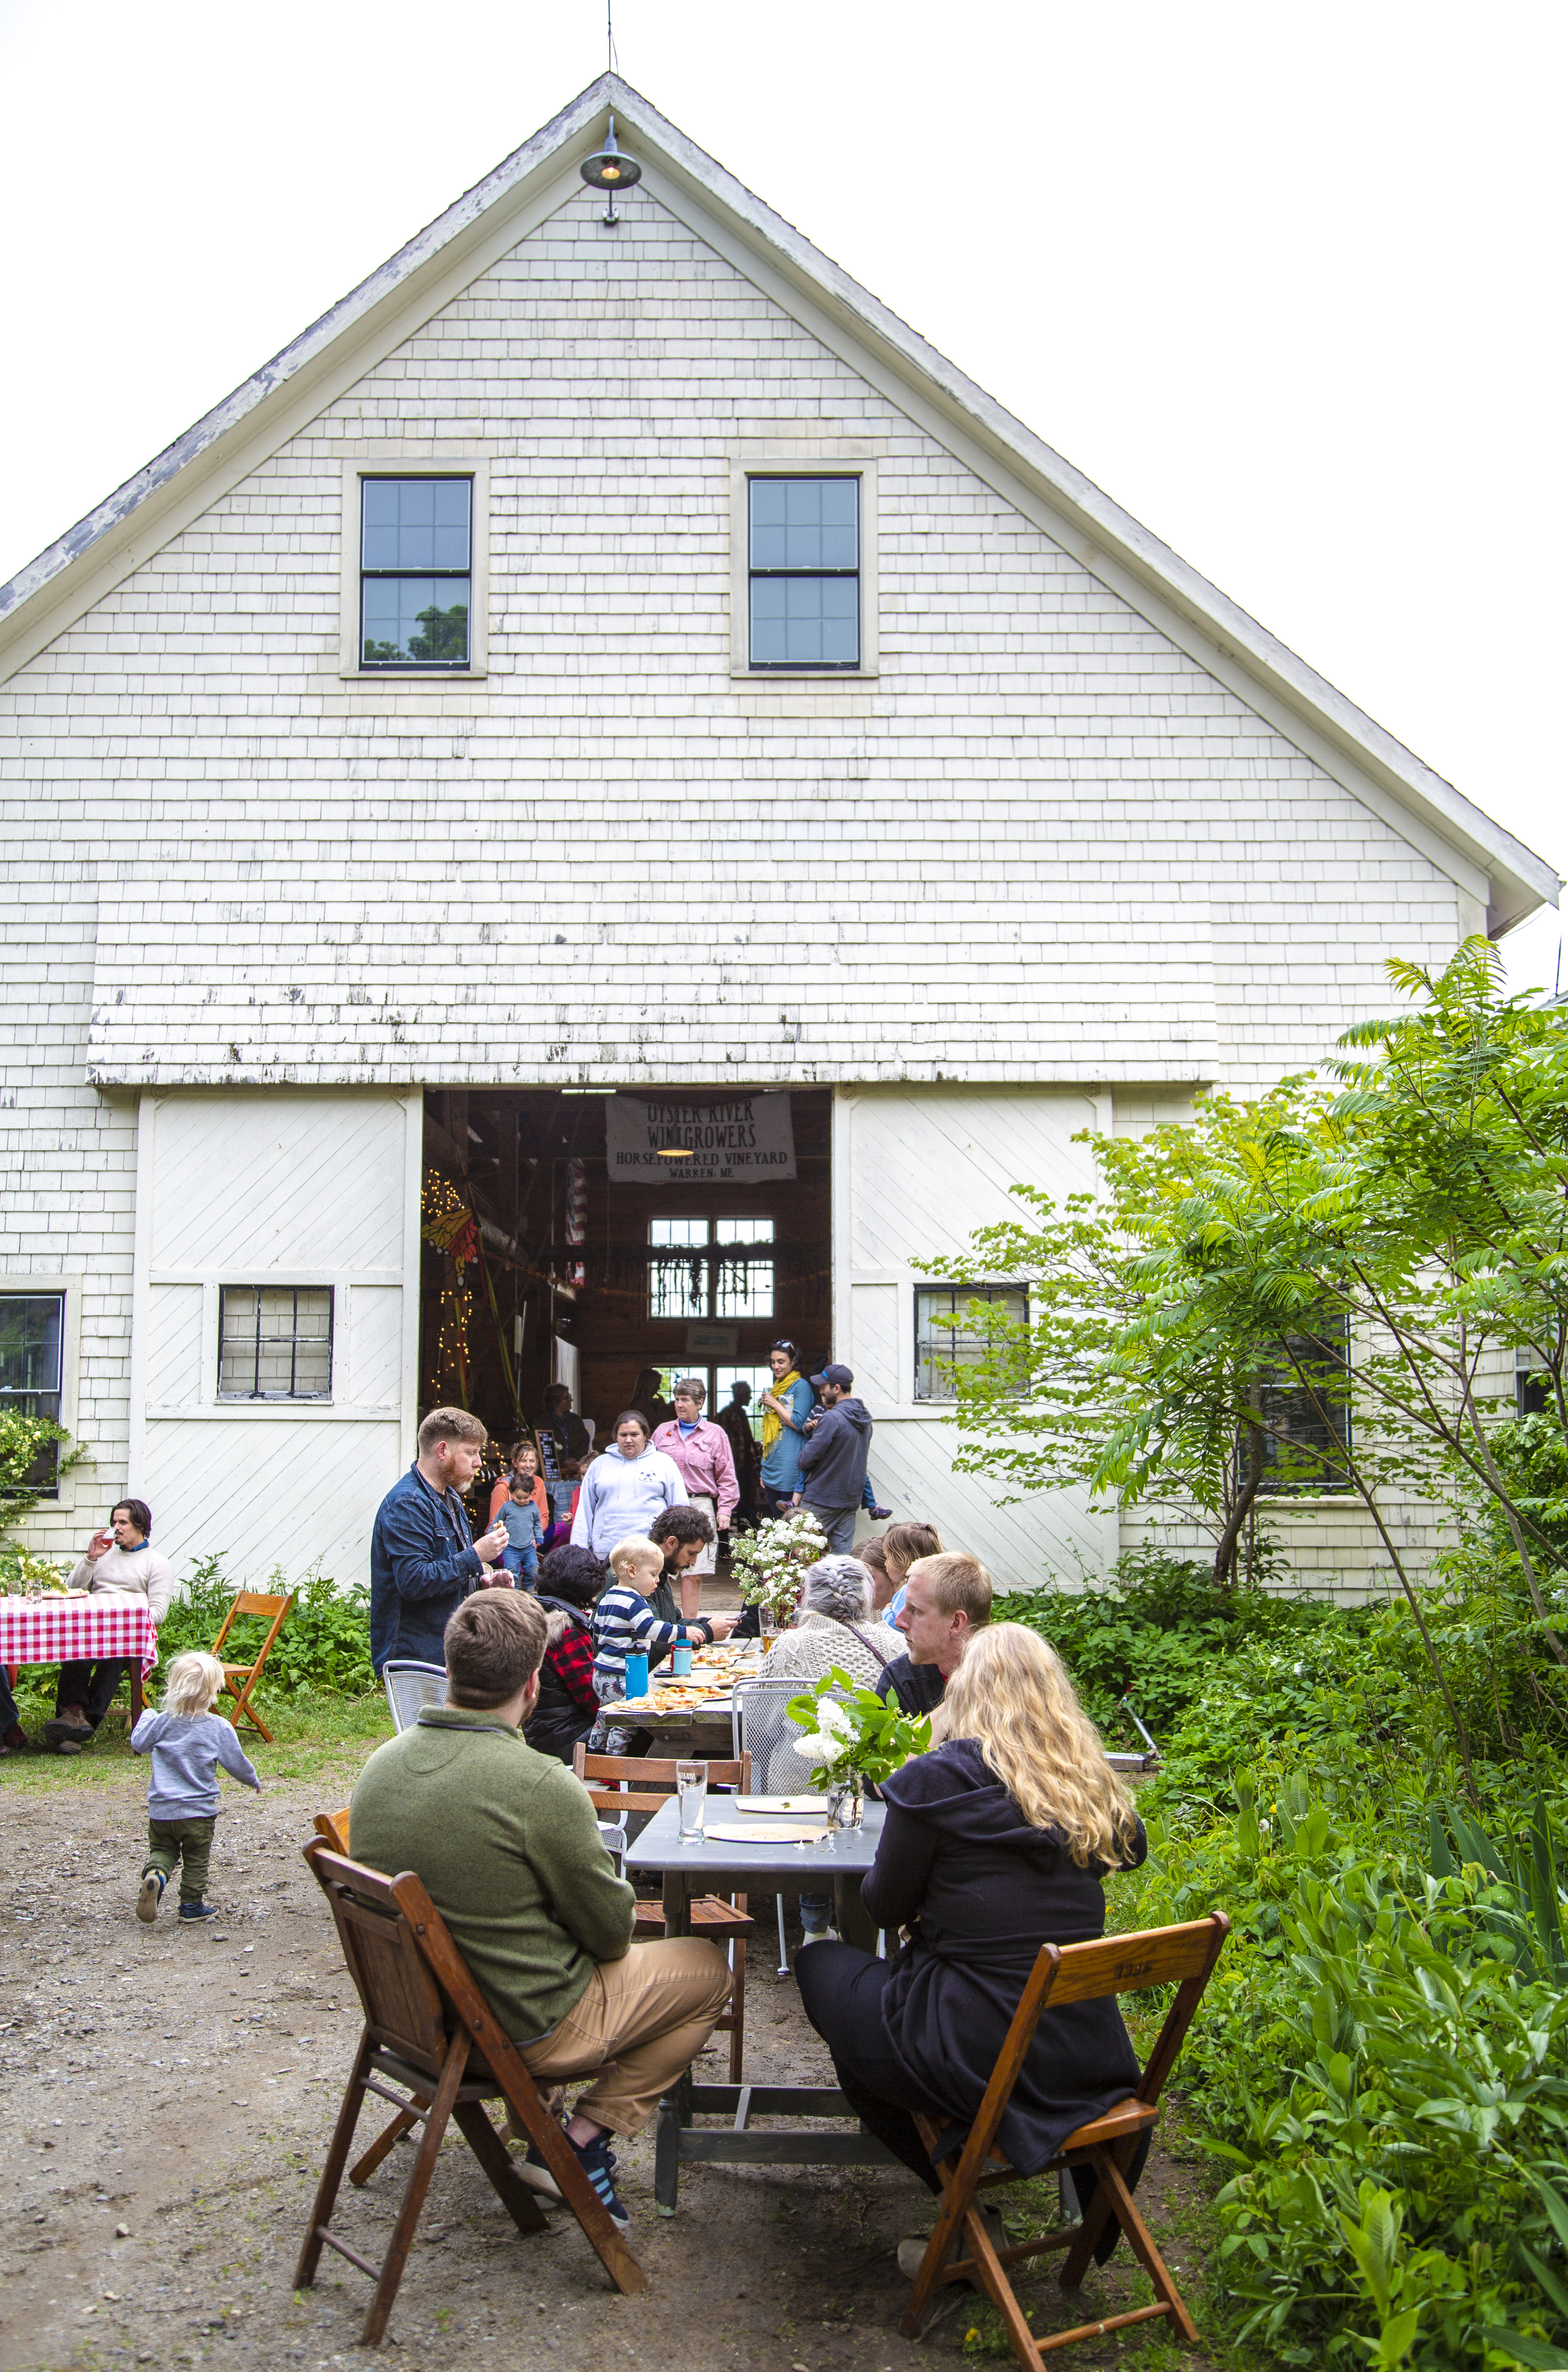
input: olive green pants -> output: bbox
[143,1816,215,1903]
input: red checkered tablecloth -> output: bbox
[0,1596,159,1675]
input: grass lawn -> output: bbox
[2,1680,394,1795]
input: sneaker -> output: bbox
[870,1505,893,1520]
[517,2139,562,2202]
[798,1924,839,1949]
[898,2206,1006,2284]
[43,1711,90,1744]
[177,1900,218,1923]
[135,1871,166,1925]
[570,2135,629,2232]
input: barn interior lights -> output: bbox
[579,113,642,226]
[656,1146,694,1159]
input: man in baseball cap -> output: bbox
[795,1365,873,1554]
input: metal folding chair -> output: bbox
[379,1660,447,1733]
[732,1675,852,1974]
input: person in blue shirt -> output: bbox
[369,1408,511,1671]
[758,1340,815,1515]
[499,1475,545,1587]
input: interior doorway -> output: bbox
[417,1087,831,1485]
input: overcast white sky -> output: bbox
[2,0,1561,991]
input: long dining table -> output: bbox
[626,1793,902,2211]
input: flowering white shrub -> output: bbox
[729,1508,827,1618]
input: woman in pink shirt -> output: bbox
[651,1379,739,1592]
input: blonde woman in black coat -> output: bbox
[796,1622,1148,2271]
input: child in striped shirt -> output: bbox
[591,1536,732,1706]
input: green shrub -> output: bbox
[153,1558,375,1700]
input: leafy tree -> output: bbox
[0,1409,81,1587]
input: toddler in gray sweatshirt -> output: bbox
[132,1651,260,1924]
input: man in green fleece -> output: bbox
[350,1589,729,2231]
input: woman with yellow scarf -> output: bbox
[758,1338,816,1516]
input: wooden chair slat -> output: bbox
[898,1910,1229,2371]
[294,1840,648,2343]
[208,1587,293,1743]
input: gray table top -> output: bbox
[626,1793,885,1881]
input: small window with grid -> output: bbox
[914,1285,1029,1401]
[0,1292,65,1492]
[647,1218,775,1320]
[748,476,859,669]
[219,1287,334,1401]
[1254,1318,1351,1492]
[360,477,472,669]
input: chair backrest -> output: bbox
[732,1675,849,1796]
[303,1844,453,2079]
[572,1746,752,1815]
[314,1806,351,1855]
[211,1589,293,1664]
[381,1660,449,1734]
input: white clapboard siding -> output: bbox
[150,1094,406,1275]
[142,1415,402,1589]
[346,1286,404,1412]
[848,1090,1102,1272]
[861,1415,1105,1592]
[145,1284,203,1406]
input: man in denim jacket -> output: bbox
[370,1407,510,1671]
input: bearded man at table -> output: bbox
[43,1500,176,1754]
[351,1589,731,2234]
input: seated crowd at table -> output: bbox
[353,1405,1152,2251]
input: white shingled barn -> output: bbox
[0,75,1554,1591]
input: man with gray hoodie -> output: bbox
[794,1366,873,1553]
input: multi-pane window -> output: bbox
[714,1364,774,1440]
[748,477,860,669]
[219,1287,334,1401]
[1518,1350,1553,1418]
[646,1219,775,1320]
[0,1294,65,1490]
[914,1285,1028,1402]
[360,477,472,669]
[1254,1317,1351,1492]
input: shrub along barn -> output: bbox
[0,77,1553,1590]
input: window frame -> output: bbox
[217,1284,336,1403]
[338,454,490,679]
[0,1286,70,1496]
[729,450,879,680]
[0,1275,82,1503]
[1251,1316,1353,1496]
[913,1282,1030,1404]
[646,1217,777,1323]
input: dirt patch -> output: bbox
[1,1755,1221,2372]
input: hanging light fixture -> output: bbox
[579,112,642,227]
[655,1145,693,1159]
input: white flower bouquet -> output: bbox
[729,1508,827,1621]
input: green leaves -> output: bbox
[782,1667,930,1787]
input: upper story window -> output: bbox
[748,477,860,670]
[0,1292,65,1491]
[914,1284,1029,1402]
[360,477,472,669]
[219,1286,334,1401]
[647,1218,776,1320]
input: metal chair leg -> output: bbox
[776,1894,790,1976]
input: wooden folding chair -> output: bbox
[295,1840,646,2348]
[209,1588,293,1742]
[900,1912,1230,2368]
[572,1747,756,2082]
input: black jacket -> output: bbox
[863,1738,1146,2176]
[522,1598,597,1765]
[875,1653,947,1718]
[796,1396,872,1505]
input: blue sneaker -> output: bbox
[571,2135,629,2231]
[178,1900,218,1923]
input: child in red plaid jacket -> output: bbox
[524,1547,605,1764]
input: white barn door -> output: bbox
[130,1090,422,1588]
[833,1086,1112,1592]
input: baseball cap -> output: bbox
[815,1364,854,1389]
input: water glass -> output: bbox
[676,1760,708,1839]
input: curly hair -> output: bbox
[649,1502,716,1548]
[538,1545,607,1608]
[941,1625,1141,1869]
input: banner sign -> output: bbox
[605,1094,796,1184]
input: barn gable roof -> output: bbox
[0,72,1554,933]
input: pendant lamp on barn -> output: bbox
[580,112,642,226]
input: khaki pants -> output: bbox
[519,1939,730,2139]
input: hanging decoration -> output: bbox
[565,1158,587,1289]
[422,1171,476,1402]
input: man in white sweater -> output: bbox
[44,1499,176,1754]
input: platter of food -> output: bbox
[618,1685,734,1715]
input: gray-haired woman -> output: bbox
[763,1556,895,1691]
[761,1557,895,1948]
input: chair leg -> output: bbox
[228,1677,273,1743]
[452,2101,549,2237]
[493,2063,649,2295]
[294,2029,375,2289]
[727,1937,746,2084]
[359,2034,469,2349]
[1059,2138,1131,2289]
[775,1894,789,1976]
[350,2107,421,2187]
[1088,2145,1197,2346]
[959,2201,1040,2372]
[900,2123,980,2341]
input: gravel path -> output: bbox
[1,1754,1217,2371]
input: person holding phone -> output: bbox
[43,1499,176,1754]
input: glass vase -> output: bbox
[825,1775,864,1831]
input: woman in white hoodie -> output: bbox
[570,1411,684,1559]
[45,1498,177,1753]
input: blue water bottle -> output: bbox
[672,1640,693,1677]
[624,1650,650,1700]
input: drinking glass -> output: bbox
[676,1760,708,1839]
